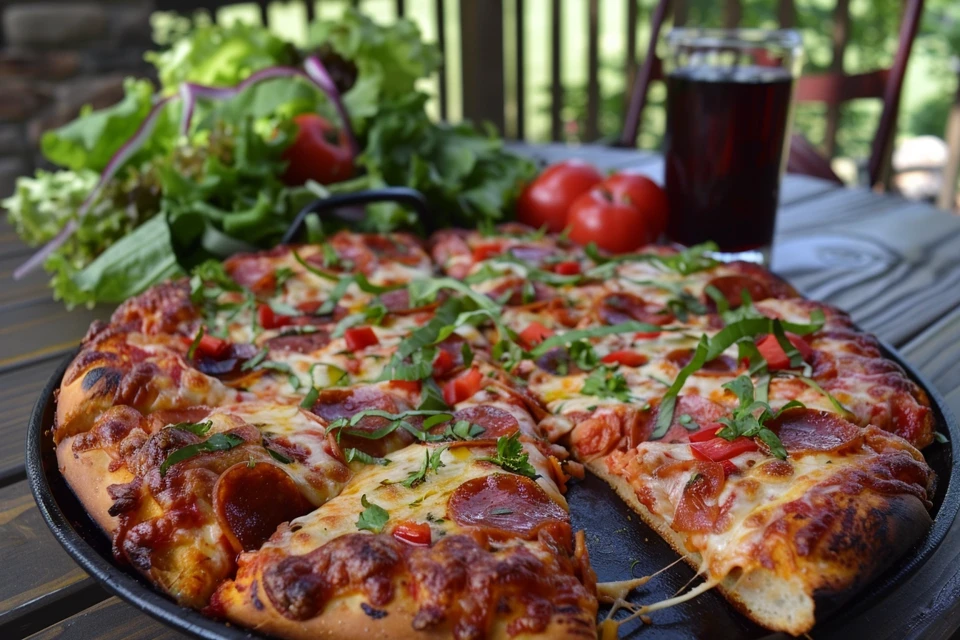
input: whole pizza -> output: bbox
[54,226,937,638]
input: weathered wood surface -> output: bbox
[4,145,960,639]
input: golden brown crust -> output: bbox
[56,436,132,536]
[212,533,597,640]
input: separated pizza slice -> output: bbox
[210,432,598,639]
[593,407,935,635]
[56,401,350,608]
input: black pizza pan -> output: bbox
[24,187,960,640]
[26,338,960,640]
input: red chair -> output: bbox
[618,0,925,190]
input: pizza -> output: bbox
[53,226,938,638]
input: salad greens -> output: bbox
[3,9,535,308]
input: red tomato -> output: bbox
[567,189,655,253]
[281,114,354,186]
[257,304,293,330]
[516,160,603,232]
[392,520,432,546]
[601,350,648,367]
[195,334,230,359]
[601,172,669,239]
[388,380,422,394]
[756,333,814,370]
[472,242,503,262]
[690,436,759,462]
[442,368,484,405]
[344,327,379,351]
[688,422,724,443]
[552,260,581,276]
[432,349,456,377]
[518,322,555,350]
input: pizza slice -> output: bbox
[595,406,934,635]
[57,401,350,607]
[210,424,598,639]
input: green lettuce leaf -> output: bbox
[40,78,157,172]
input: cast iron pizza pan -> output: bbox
[27,337,960,640]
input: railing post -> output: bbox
[938,61,960,211]
[459,0,505,134]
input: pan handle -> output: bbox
[280,187,434,244]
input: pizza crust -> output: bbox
[56,436,132,536]
[587,458,932,636]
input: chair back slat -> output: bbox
[435,0,448,121]
[514,0,527,140]
[396,0,406,18]
[618,0,671,148]
[723,0,742,29]
[795,70,891,103]
[550,0,563,142]
[867,0,925,187]
[459,0,505,133]
[778,0,797,28]
[624,0,640,104]
[585,0,601,141]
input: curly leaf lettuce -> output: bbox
[146,22,298,93]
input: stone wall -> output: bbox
[0,1,157,197]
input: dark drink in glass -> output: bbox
[663,30,802,262]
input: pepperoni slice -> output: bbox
[669,460,727,533]
[705,275,771,309]
[213,462,312,552]
[310,387,412,457]
[630,395,727,446]
[665,349,739,376]
[596,293,673,326]
[447,474,567,539]
[452,406,521,438]
[363,233,424,265]
[266,330,332,353]
[379,288,411,312]
[765,407,863,455]
[225,257,276,293]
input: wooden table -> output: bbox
[3,144,960,639]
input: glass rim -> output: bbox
[666,28,803,53]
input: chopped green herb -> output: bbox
[240,347,269,371]
[481,433,539,479]
[160,433,244,476]
[356,494,389,533]
[266,447,292,464]
[166,420,212,436]
[580,365,633,402]
[344,448,391,466]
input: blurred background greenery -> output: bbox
[191,0,960,166]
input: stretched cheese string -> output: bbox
[599,578,721,639]
[596,554,688,602]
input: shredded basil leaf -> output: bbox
[356,494,389,533]
[160,433,244,476]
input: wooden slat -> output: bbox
[0,358,65,485]
[549,0,563,142]
[777,0,797,28]
[624,0,639,102]
[584,0,601,142]
[0,250,51,308]
[27,597,186,640]
[722,0,742,28]
[0,219,33,259]
[396,0,406,17]
[505,142,661,172]
[673,0,688,26]
[900,305,960,419]
[0,299,107,372]
[459,0,505,133]
[0,480,106,637]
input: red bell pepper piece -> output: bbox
[442,367,484,405]
[472,242,503,262]
[257,304,293,330]
[432,349,456,377]
[755,333,814,370]
[344,326,379,351]
[601,350,648,367]
[195,334,230,359]
[518,321,554,349]
[553,260,581,275]
[392,520,432,546]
